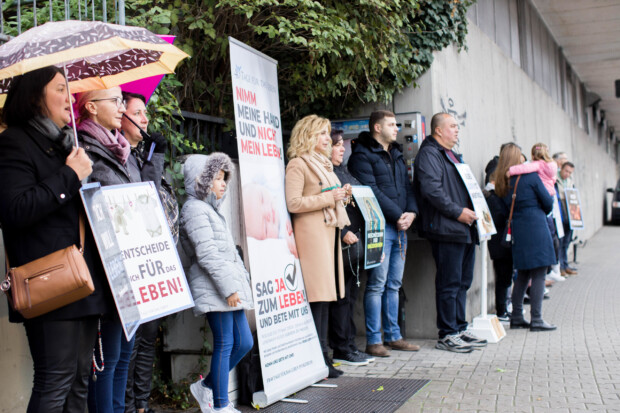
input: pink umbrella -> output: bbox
[121,34,176,103]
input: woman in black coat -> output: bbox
[495,144,556,332]
[328,131,373,369]
[0,66,112,412]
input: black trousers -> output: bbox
[430,241,476,338]
[310,301,329,354]
[125,318,161,412]
[512,266,547,322]
[492,256,513,316]
[328,266,363,354]
[24,317,98,413]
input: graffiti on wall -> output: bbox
[440,97,467,127]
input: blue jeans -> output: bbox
[560,225,573,270]
[430,241,476,338]
[88,318,135,413]
[364,223,406,345]
[203,310,253,408]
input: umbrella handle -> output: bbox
[62,64,79,147]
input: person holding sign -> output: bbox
[328,130,373,366]
[348,110,420,358]
[285,115,350,378]
[556,161,577,276]
[0,66,111,413]
[180,153,254,413]
[76,87,162,413]
[120,91,178,413]
[495,145,557,332]
[414,113,485,353]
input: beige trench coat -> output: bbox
[285,157,345,302]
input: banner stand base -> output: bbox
[468,314,506,343]
[281,398,309,404]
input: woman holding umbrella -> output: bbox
[76,86,163,413]
[0,66,112,413]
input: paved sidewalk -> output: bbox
[337,226,620,412]
[155,227,620,412]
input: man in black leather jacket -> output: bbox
[414,112,485,353]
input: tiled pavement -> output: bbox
[157,226,620,412]
[346,226,620,413]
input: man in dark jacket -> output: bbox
[348,110,420,358]
[413,112,486,353]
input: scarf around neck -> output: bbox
[300,152,350,229]
[28,116,74,156]
[78,118,130,165]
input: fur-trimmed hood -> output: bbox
[183,153,234,201]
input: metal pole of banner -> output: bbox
[33,0,37,27]
[467,239,506,343]
[102,0,106,23]
[49,0,52,22]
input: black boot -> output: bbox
[324,352,343,378]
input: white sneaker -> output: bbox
[190,380,214,413]
[213,403,241,412]
[547,270,565,282]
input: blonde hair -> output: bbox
[287,115,331,159]
[494,143,523,197]
[531,143,552,162]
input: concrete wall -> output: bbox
[0,239,32,412]
[352,21,617,339]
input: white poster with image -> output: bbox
[229,37,326,408]
[81,182,194,340]
[455,163,497,240]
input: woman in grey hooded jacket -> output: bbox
[180,153,253,413]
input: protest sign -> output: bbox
[230,37,326,408]
[552,195,565,239]
[565,188,584,230]
[81,182,193,340]
[351,186,385,269]
[455,163,497,240]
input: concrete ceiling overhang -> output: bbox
[532,0,620,133]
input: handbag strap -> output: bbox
[4,213,86,270]
[506,175,522,228]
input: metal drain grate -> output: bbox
[238,377,430,412]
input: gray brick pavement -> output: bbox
[347,226,620,413]
[154,227,620,412]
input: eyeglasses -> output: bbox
[90,97,126,109]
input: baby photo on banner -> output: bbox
[229,36,327,408]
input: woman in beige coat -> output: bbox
[285,114,351,378]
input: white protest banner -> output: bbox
[552,195,565,239]
[81,182,194,340]
[351,186,385,269]
[229,37,326,408]
[455,164,497,240]
[565,188,584,230]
